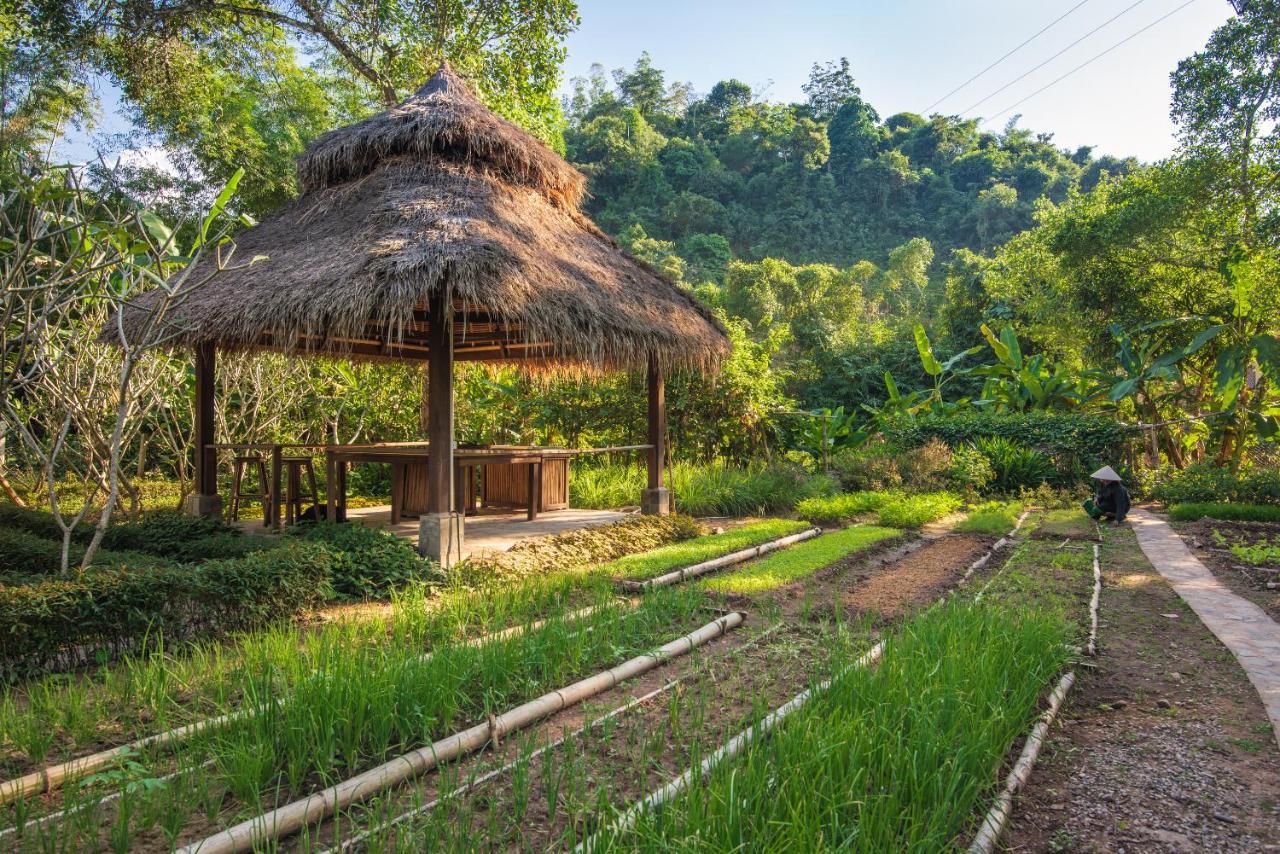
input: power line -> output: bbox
[959,0,1150,116]
[985,0,1199,122]
[924,0,1093,114]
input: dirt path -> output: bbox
[1002,523,1280,853]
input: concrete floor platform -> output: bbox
[238,505,628,562]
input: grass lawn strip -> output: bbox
[700,524,900,594]
[596,519,810,581]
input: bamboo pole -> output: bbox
[180,612,744,854]
[577,637,887,852]
[968,671,1077,854]
[1086,543,1101,656]
[618,528,822,591]
[0,601,621,806]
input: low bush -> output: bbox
[948,444,995,495]
[0,503,90,542]
[455,514,703,587]
[100,510,266,561]
[875,491,963,528]
[1167,502,1280,523]
[795,492,891,526]
[955,501,1023,537]
[896,438,953,492]
[0,541,333,676]
[974,436,1055,492]
[0,527,75,576]
[292,522,440,599]
[571,462,833,517]
[829,444,903,493]
[1153,462,1280,506]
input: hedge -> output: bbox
[292,522,441,599]
[1167,503,1280,523]
[0,541,333,677]
[888,413,1129,484]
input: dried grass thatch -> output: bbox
[108,64,729,374]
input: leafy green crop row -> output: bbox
[599,600,1069,851]
[701,524,899,594]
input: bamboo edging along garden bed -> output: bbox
[179,612,745,854]
[967,670,1077,854]
[617,527,823,591]
[0,601,619,806]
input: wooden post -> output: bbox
[420,286,463,564]
[642,355,670,515]
[186,343,223,518]
[270,444,283,530]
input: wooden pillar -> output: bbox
[642,354,670,515]
[420,286,464,563]
[186,342,223,517]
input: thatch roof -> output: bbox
[108,64,729,373]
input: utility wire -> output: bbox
[924,0,1093,114]
[985,0,1199,122]
[959,0,1150,116]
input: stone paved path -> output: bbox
[1130,507,1280,743]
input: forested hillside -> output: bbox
[565,55,1135,268]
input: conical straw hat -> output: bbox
[1090,465,1122,481]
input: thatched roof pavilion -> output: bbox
[114,63,728,373]
[113,63,729,565]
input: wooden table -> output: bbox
[325,445,574,524]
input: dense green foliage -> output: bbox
[607,601,1069,851]
[954,501,1023,537]
[570,462,834,516]
[1153,461,1280,505]
[700,524,900,594]
[0,542,334,676]
[291,523,440,599]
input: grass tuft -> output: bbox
[955,501,1023,537]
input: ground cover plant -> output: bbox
[290,522,440,599]
[955,501,1023,537]
[1167,503,1280,524]
[597,518,810,581]
[700,524,899,594]
[795,490,960,529]
[593,599,1070,851]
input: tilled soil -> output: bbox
[1175,519,1280,619]
[842,533,992,620]
[1001,524,1280,853]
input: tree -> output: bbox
[802,57,861,121]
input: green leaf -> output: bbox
[979,323,1012,366]
[196,168,246,248]
[1215,343,1246,405]
[1108,377,1140,402]
[1253,333,1280,379]
[138,210,173,249]
[914,324,941,376]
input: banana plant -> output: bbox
[794,405,866,469]
[970,323,1083,411]
[913,323,981,414]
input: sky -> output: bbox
[560,0,1233,161]
[60,0,1233,166]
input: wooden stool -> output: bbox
[229,454,270,524]
[283,456,319,525]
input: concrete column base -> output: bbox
[419,511,466,567]
[185,493,224,519]
[641,487,671,516]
